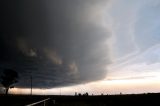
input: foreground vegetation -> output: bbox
[0,93,160,106]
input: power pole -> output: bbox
[31,75,32,95]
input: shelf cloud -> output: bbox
[0,0,110,88]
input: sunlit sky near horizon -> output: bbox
[1,0,160,95]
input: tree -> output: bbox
[0,69,19,94]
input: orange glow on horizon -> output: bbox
[9,76,160,95]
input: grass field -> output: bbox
[0,93,160,106]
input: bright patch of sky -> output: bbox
[108,0,160,82]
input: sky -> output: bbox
[0,0,160,95]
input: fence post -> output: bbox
[44,101,45,106]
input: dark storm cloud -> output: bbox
[0,0,110,88]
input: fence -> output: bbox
[25,98,51,106]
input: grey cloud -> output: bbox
[16,37,37,57]
[0,0,110,88]
[44,48,63,65]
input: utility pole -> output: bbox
[31,75,32,95]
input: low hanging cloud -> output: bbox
[44,49,63,65]
[0,0,111,88]
[17,38,37,57]
[68,61,79,75]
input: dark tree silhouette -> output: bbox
[0,69,19,94]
